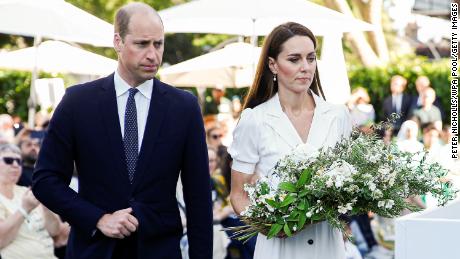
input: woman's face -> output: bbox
[208,128,222,147]
[208,149,218,174]
[269,35,317,94]
[0,151,22,186]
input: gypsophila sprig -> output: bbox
[228,121,457,242]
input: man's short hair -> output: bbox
[114,2,162,40]
[114,7,131,40]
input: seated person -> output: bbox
[0,144,61,259]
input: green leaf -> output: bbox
[284,223,292,237]
[298,213,307,230]
[267,223,283,239]
[297,168,312,188]
[265,199,279,209]
[287,210,300,221]
[299,189,310,198]
[280,194,296,207]
[278,182,297,192]
[311,213,322,221]
[297,200,305,210]
[260,182,270,195]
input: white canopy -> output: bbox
[0,0,115,126]
[159,0,374,37]
[0,40,117,76]
[160,42,261,88]
[0,0,113,47]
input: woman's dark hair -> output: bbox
[243,22,325,109]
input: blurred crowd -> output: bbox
[0,74,457,259]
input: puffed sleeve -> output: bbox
[228,108,260,174]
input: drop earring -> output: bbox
[273,73,277,82]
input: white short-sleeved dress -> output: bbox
[229,92,352,259]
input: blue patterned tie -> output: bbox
[124,88,138,184]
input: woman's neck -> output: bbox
[0,183,14,199]
[278,88,315,114]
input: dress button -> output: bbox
[308,239,314,245]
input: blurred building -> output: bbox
[386,0,454,59]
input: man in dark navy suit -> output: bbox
[32,3,212,259]
[382,75,413,135]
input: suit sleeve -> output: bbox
[180,96,213,259]
[32,89,106,237]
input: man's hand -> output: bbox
[96,208,139,239]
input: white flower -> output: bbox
[372,189,383,199]
[266,204,275,212]
[338,206,348,214]
[378,166,391,176]
[338,202,353,214]
[291,143,319,161]
[306,211,313,218]
[326,178,334,187]
[385,200,395,209]
[368,154,379,163]
[368,182,376,191]
[240,207,250,216]
[335,178,344,188]
[378,201,385,208]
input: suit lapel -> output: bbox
[97,74,131,185]
[132,78,169,188]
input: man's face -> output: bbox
[212,89,224,99]
[114,11,164,86]
[20,137,40,163]
[390,77,406,94]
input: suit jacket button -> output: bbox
[308,239,314,245]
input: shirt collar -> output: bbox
[114,70,153,99]
[266,90,331,117]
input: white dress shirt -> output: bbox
[114,70,152,152]
[392,94,403,113]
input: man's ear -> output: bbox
[268,57,277,74]
[113,33,123,53]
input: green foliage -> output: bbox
[0,70,56,120]
[348,56,450,122]
[0,70,32,119]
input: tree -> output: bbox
[322,0,390,67]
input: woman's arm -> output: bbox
[42,205,62,237]
[0,188,40,248]
[230,170,255,215]
[0,212,26,248]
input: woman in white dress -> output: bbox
[229,22,352,259]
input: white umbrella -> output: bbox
[0,0,114,126]
[159,42,261,88]
[0,0,113,47]
[159,0,373,104]
[159,0,374,37]
[0,40,117,76]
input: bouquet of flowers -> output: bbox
[230,123,457,242]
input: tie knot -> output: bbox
[128,88,138,98]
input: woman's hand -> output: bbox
[21,189,39,213]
